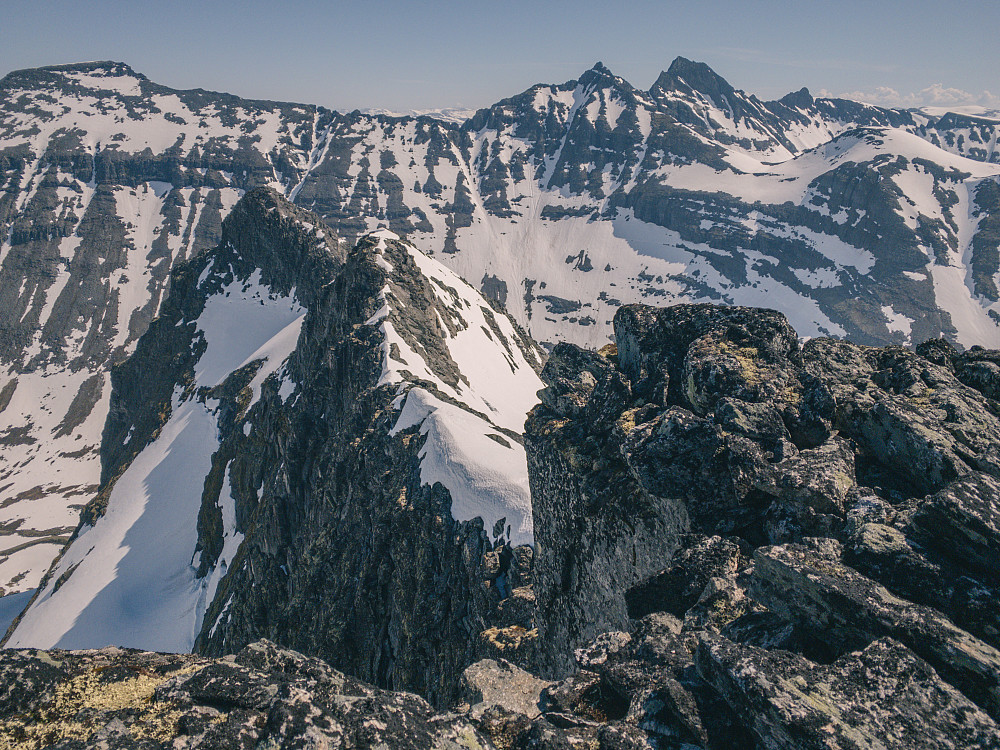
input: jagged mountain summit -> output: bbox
[1,56,999,618]
[4,188,544,706]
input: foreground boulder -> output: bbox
[697,635,1000,750]
[0,640,493,749]
[521,302,1000,747]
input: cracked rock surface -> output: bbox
[508,302,1000,748]
[0,640,493,749]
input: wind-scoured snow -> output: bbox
[6,269,305,650]
[193,270,305,389]
[8,393,217,650]
[370,232,543,545]
[391,388,534,545]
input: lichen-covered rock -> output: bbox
[625,536,750,620]
[523,302,1000,748]
[613,303,799,407]
[459,659,550,720]
[844,521,1000,647]
[0,640,495,749]
[758,436,856,516]
[697,634,1000,750]
[904,471,1000,581]
[751,539,1000,718]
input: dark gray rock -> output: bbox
[697,634,1000,750]
[751,539,1000,718]
[523,303,1000,747]
[625,535,749,620]
[0,640,495,749]
[759,436,856,516]
[613,303,799,406]
[905,471,1000,582]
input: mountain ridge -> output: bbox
[1,53,999,604]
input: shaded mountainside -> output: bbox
[3,57,1000,597]
[4,189,545,709]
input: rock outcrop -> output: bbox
[0,640,493,749]
[515,302,1000,748]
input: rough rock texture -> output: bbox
[458,659,550,720]
[697,635,1000,750]
[0,640,494,749]
[518,301,1000,747]
[525,343,688,677]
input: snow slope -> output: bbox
[7,268,305,649]
[368,230,544,545]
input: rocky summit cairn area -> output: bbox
[3,302,1000,748]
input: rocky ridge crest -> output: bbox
[4,189,544,709]
[494,301,1000,749]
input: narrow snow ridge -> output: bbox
[369,232,544,545]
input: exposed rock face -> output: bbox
[5,189,545,709]
[697,635,1000,750]
[518,301,1000,747]
[0,640,494,749]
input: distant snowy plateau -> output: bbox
[1,57,1000,636]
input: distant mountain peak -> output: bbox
[0,59,146,93]
[45,60,140,76]
[653,56,736,104]
[578,60,619,88]
[779,86,814,108]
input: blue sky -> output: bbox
[2,0,996,111]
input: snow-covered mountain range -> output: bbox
[1,56,999,608]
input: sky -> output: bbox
[1,0,997,113]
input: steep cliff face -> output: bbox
[4,188,545,707]
[518,302,1000,747]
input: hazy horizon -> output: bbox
[2,0,996,113]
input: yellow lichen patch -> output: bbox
[396,485,409,509]
[615,407,646,435]
[481,625,538,652]
[718,338,803,407]
[0,662,208,750]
